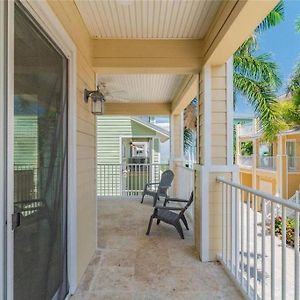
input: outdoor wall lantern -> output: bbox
[84,86,105,115]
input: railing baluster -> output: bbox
[282,205,286,300]
[253,195,257,300]
[225,184,228,266]
[235,187,239,279]
[241,189,244,287]
[295,209,300,300]
[262,198,266,300]
[222,182,225,261]
[247,192,250,295]
[230,185,233,272]
[271,202,275,299]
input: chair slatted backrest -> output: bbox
[179,192,193,217]
[158,170,174,196]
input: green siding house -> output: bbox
[97,116,169,196]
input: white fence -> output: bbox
[97,163,169,197]
[217,177,300,300]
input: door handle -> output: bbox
[12,211,21,230]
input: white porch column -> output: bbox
[170,112,184,166]
[195,58,239,261]
[170,112,184,196]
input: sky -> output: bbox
[235,0,300,114]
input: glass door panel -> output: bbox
[14,3,68,299]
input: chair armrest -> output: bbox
[158,185,171,189]
[155,206,182,211]
[165,198,188,203]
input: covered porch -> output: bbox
[1,1,290,300]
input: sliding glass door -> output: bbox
[13,2,68,299]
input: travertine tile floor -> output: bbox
[72,198,243,300]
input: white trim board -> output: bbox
[226,57,234,167]
[5,1,14,298]
[8,0,78,297]
[0,1,6,297]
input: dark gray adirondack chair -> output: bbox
[146,192,193,239]
[141,170,174,207]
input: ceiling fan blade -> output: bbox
[104,95,130,103]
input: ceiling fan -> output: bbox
[98,81,132,103]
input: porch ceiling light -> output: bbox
[84,86,105,115]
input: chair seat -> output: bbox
[144,190,157,197]
[156,209,179,225]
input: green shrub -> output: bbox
[274,216,299,248]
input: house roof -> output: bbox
[131,117,170,142]
[279,126,300,136]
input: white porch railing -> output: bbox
[257,156,276,171]
[288,156,300,172]
[97,163,169,197]
[274,191,300,219]
[238,155,253,168]
[217,177,300,300]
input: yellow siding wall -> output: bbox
[240,172,252,188]
[288,174,300,198]
[211,65,227,165]
[48,0,96,284]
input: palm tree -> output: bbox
[184,2,284,151]
[233,1,284,140]
[287,17,300,108]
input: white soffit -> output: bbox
[97,74,190,103]
[75,0,221,39]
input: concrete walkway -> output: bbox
[72,198,243,300]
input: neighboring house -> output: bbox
[236,119,300,199]
[97,116,169,196]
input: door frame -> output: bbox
[0,0,7,298]
[5,0,78,298]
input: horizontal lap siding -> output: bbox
[48,0,96,284]
[211,65,227,165]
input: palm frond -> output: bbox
[184,128,195,153]
[287,59,300,95]
[256,0,284,33]
[233,74,278,125]
[184,98,198,130]
[234,53,281,88]
[296,16,300,33]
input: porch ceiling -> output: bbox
[74,0,221,39]
[97,73,191,104]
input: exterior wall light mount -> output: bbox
[84,86,105,115]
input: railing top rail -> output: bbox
[97,163,169,166]
[216,176,300,211]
